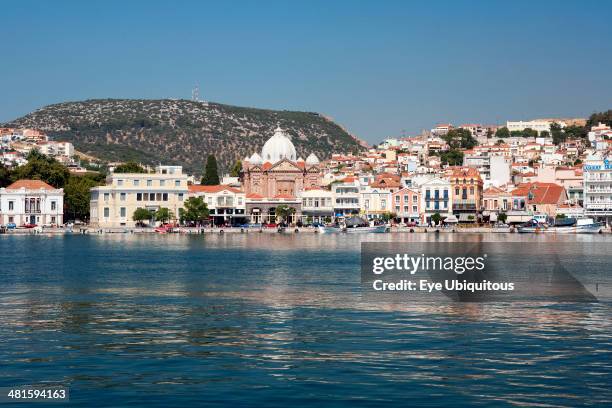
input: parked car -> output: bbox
[264,223,277,228]
[23,223,37,228]
[405,221,418,227]
[5,223,16,229]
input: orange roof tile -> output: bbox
[6,180,56,190]
[511,182,566,205]
[189,185,242,194]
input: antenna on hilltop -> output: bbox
[192,83,200,102]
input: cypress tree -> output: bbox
[201,154,220,185]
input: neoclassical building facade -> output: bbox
[241,126,323,223]
[242,126,321,197]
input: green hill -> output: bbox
[4,99,367,174]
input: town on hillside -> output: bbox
[1,115,612,232]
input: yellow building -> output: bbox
[90,165,189,228]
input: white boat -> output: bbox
[517,218,604,234]
[318,215,388,233]
[319,225,388,234]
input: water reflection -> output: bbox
[0,234,611,407]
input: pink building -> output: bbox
[391,187,421,223]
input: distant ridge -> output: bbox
[4,99,368,174]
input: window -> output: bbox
[455,188,460,196]
[133,180,140,186]
[395,196,400,203]
[156,193,162,201]
[412,205,418,213]
[175,180,180,187]
[404,195,408,202]
[117,179,123,186]
[404,205,408,212]
[381,199,387,209]
[147,180,152,187]
[120,193,126,201]
[137,193,142,201]
[162,193,168,201]
[120,207,126,217]
[51,201,57,211]
[470,187,474,195]
[104,207,109,218]
[413,195,418,203]
[51,216,56,223]
[395,206,400,212]
[104,193,109,202]
[178,193,184,201]
[365,199,370,209]
[8,201,14,211]
[160,180,165,187]
[443,190,449,200]
[425,189,430,200]
[8,216,13,223]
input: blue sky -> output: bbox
[1,0,611,143]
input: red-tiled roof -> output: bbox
[511,182,566,204]
[189,185,242,194]
[246,193,264,199]
[6,180,55,190]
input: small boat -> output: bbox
[318,216,388,234]
[517,217,604,234]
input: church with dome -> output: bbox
[241,126,322,198]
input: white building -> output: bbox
[38,141,74,158]
[361,187,392,219]
[583,155,612,225]
[300,188,334,223]
[506,120,565,135]
[188,184,246,226]
[90,165,189,228]
[0,180,64,226]
[332,177,361,216]
[420,177,453,224]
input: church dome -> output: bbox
[249,152,263,165]
[261,126,297,163]
[306,153,320,165]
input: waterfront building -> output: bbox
[361,174,401,219]
[448,167,483,222]
[331,177,362,217]
[420,177,453,224]
[583,155,612,225]
[482,186,512,222]
[300,188,334,223]
[510,182,567,217]
[188,184,246,226]
[89,165,188,228]
[245,193,301,224]
[0,180,64,226]
[241,126,321,198]
[391,187,421,224]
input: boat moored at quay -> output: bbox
[517,217,604,234]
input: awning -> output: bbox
[444,215,459,223]
[458,213,475,222]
